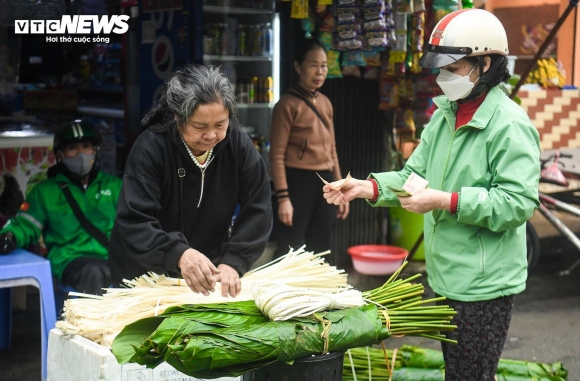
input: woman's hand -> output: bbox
[323,178,374,205]
[216,264,241,297]
[337,201,350,220]
[398,188,451,214]
[178,248,221,296]
[278,199,294,226]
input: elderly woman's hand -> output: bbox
[398,188,452,214]
[178,248,221,296]
[216,263,241,297]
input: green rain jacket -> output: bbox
[370,86,540,302]
[0,165,122,280]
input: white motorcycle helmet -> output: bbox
[419,9,509,69]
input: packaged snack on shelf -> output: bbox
[380,50,395,78]
[318,31,334,50]
[396,0,414,13]
[342,65,362,78]
[379,76,400,109]
[413,0,426,12]
[433,0,460,23]
[319,11,335,31]
[337,38,363,50]
[364,50,382,66]
[327,50,343,78]
[393,12,408,30]
[336,24,362,40]
[363,18,388,32]
[343,50,367,66]
[337,0,357,6]
[363,66,381,79]
[363,6,385,21]
[392,31,408,52]
[336,7,360,25]
[363,0,385,6]
[291,0,309,19]
[365,31,389,48]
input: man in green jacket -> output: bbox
[0,120,122,295]
[323,9,540,381]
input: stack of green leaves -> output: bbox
[111,262,458,379]
[342,345,568,381]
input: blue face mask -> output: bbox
[62,153,96,177]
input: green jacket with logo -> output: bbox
[370,86,540,302]
[1,164,122,280]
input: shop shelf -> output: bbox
[203,5,273,15]
[204,55,272,62]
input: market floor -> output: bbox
[1,225,579,381]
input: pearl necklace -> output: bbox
[180,134,214,207]
[180,135,213,169]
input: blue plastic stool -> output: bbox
[0,249,57,381]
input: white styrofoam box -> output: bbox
[48,328,242,381]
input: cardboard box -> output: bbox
[48,328,242,381]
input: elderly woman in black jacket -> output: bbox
[109,64,272,298]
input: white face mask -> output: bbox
[436,65,479,101]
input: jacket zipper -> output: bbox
[477,231,486,275]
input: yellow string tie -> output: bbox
[381,341,393,380]
[380,309,391,331]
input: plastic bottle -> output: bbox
[236,24,246,56]
[252,24,263,56]
[217,23,227,56]
[262,22,273,57]
[249,76,259,104]
[263,76,273,104]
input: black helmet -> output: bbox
[53,120,101,152]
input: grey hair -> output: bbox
[142,64,236,133]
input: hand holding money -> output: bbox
[321,173,373,205]
[402,172,429,195]
[317,172,352,190]
[385,172,429,197]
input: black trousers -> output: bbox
[439,295,515,381]
[273,168,335,258]
[61,256,111,296]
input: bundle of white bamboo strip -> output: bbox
[56,246,351,347]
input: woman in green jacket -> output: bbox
[323,9,540,381]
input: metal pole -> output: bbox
[510,0,579,99]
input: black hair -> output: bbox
[294,37,327,65]
[465,54,510,88]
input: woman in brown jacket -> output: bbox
[270,37,349,258]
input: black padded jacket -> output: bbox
[108,123,272,285]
